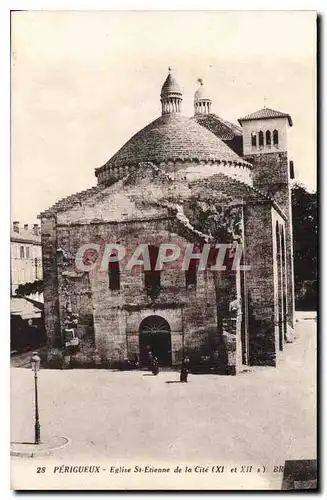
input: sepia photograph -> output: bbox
[10,9,317,490]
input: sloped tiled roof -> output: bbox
[40,160,286,221]
[11,228,41,244]
[39,184,108,217]
[238,107,293,127]
[104,113,250,169]
[188,172,287,220]
[192,113,242,140]
[190,172,271,201]
[11,297,42,320]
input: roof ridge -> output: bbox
[191,113,243,140]
[238,107,293,126]
[210,113,242,131]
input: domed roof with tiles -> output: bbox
[160,70,182,98]
[105,112,250,168]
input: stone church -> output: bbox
[40,69,295,374]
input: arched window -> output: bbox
[258,131,264,147]
[251,132,257,147]
[273,129,279,145]
[266,130,271,146]
[144,245,161,297]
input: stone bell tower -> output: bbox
[238,107,295,331]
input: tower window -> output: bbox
[26,247,30,259]
[144,245,161,297]
[20,246,24,259]
[251,132,257,147]
[273,129,279,145]
[266,130,271,146]
[258,131,264,147]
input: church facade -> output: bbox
[40,70,295,374]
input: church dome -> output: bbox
[104,113,247,168]
[95,70,252,185]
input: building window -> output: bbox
[266,130,271,146]
[273,129,279,145]
[185,257,197,288]
[26,247,30,259]
[251,132,257,148]
[108,259,120,291]
[20,246,24,259]
[144,245,161,297]
[258,131,264,147]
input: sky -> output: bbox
[11,10,317,225]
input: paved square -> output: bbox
[11,316,316,489]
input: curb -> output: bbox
[10,436,71,458]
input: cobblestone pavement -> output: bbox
[11,316,316,490]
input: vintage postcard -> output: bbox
[10,10,317,490]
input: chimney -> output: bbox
[13,221,19,233]
[24,224,28,231]
[33,224,40,236]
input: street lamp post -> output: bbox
[31,351,41,444]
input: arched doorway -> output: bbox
[139,315,172,367]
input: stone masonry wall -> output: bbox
[52,217,225,368]
[245,151,295,330]
[41,216,61,349]
[243,204,277,366]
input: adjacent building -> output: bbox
[10,222,43,298]
[10,222,44,350]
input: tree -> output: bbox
[15,280,44,297]
[292,183,317,310]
